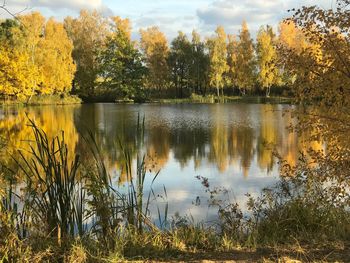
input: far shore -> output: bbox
[0,95,293,106]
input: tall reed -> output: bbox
[14,119,84,239]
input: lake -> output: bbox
[0,103,319,223]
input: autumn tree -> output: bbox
[36,18,76,94]
[111,16,131,40]
[207,26,228,98]
[278,20,307,53]
[98,17,146,100]
[0,46,39,100]
[17,12,45,100]
[279,0,350,199]
[0,13,75,100]
[236,21,256,95]
[226,34,238,92]
[0,19,38,100]
[139,27,169,92]
[256,25,281,97]
[278,20,308,86]
[64,10,108,98]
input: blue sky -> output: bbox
[1,0,334,40]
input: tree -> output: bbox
[273,1,350,213]
[207,26,228,98]
[278,20,308,87]
[0,12,76,100]
[0,46,39,100]
[190,30,210,95]
[139,27,169,92]
[226,34,239,92]
[0,19,23,47]
[15,13,76,96]
[64,10,108,98]
[111,16,131,40]
[256,25,281,97]
[236,21,256,95]
[37,18,76,94]
[278,20,307,53]
[17,12,45,101]
[98,17,146,100]
[168,31,192,98]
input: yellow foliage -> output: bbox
[236,21,255,94]
[207,26,228,97]
[112,16,131,40]
[139,26,169,90]
[0,12,77,99]
[37,18,76,94]
[256,26,281,96]
[0,46,39,100]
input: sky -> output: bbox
[0,0,335,40]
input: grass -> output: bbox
[152,95,292,104]
[0,119,349,262]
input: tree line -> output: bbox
[0,10,311,102]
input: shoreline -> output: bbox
[149,95,292,104]
[0,95,293,107]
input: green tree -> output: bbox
[256,25,281,97]
[98,18,146,101]
[190,30,210,95]
[0,19,23,47]
[236,21,256,95]
[64,10,108,98]
[168,31,192,98]
[207,26,228,98]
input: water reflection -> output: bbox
[71,104,301,176]
[0,105,79,172]
[0,103,316,221]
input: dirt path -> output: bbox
[127,246,350,263]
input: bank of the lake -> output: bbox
[1,95,292,106]
[149,95,292,105]
[0,94,82,106]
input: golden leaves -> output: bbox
[139,27,169,90]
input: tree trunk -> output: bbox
[216,78,220,99]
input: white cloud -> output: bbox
[7,0,103,10]
[0,0,110,18]
[33,0,102,10]
[0,0,336,38]
[197,0,335,35]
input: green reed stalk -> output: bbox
[14,119,84,239]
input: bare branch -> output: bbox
[0,1,29,29]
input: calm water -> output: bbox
[1,103,316,222]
